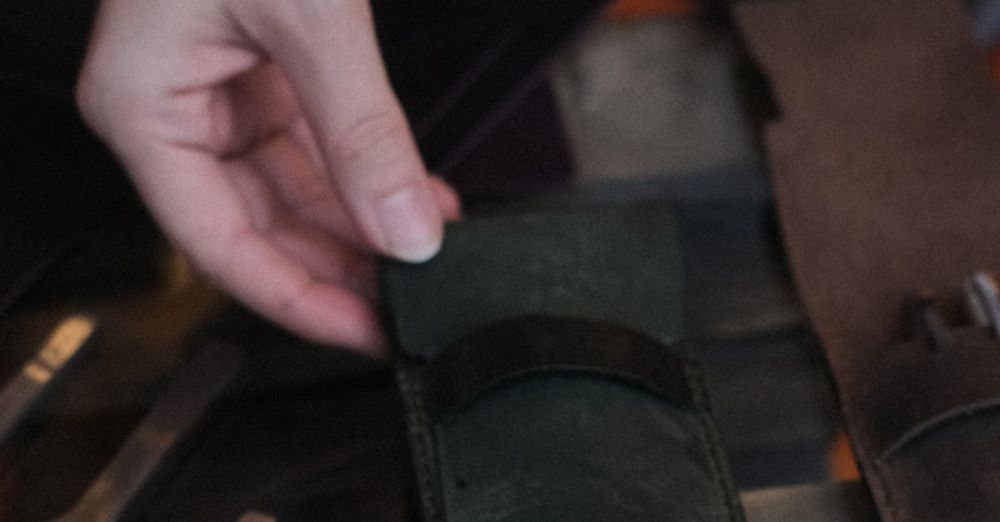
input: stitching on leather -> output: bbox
[396,364,445,521]
[682,352,746,522]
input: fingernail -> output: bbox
[375,187,441,262]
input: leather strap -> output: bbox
[733,1,1000,519]
[383,207,744,521]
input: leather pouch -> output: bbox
[732,0,1000,519]
[382,207,744,521]
[855,326,1000,521]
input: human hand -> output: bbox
[76,0,460,355]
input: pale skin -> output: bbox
[76,0,461,356]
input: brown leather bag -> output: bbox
[734,1,1000,519]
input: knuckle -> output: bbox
[75,55,141,141]
[75,67,107,131]
[74,76,94,121]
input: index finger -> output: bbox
[226,0,444,262]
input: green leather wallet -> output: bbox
[382,206,743,521]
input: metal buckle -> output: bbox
[963,272,1000,338]
[904,271,1000,352]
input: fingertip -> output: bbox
[372,184,443,263]
[429,175,462,222]
[357,329,391,360]
[329,325,390,360]
[293,287,390,357]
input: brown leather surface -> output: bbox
[856,328,1000,461]
[733,1,1000,520]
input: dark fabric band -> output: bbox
[419,315,694,419]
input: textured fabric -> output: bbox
[384,208,684,360]
[383,207,744,521]
[734,1,1000,520]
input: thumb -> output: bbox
[228,0,442,262]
